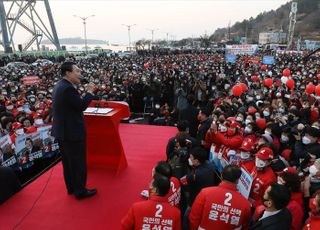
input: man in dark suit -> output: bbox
[52,62,97,200]
[250,182,292,230]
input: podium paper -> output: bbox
[84,108,113,114]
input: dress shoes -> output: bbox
[75,189,97,200]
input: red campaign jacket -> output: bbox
[165,177,181,208]
[121,195,181,230]
[240,159,255,174]
[249,166,276,208]
[208,131,244,150]
[189,182,251,230]
[304,213,320,230]
[291,192,304,207]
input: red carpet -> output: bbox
[0,124,177,230]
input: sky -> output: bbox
[3,0,291,46]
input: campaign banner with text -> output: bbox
[226,44,258,56]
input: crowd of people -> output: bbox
[1,48,320,229]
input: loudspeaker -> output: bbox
[61,45,66,51]
[18,44,23,52]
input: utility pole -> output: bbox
[73,14,95,53]
[147,28,158,43]
[122,24,136,51]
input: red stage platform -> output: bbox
[0,124,176,230]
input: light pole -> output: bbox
[73,14,95,53]
[122,24,136,51]
[147,28,158,43]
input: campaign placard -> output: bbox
[38,125,59,158]
[0,134,17,168]
[237,167,253,199]
[262,56,275,65]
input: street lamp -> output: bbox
[122,24,136,51]
[73,14,95,53]
[146,28,158,43]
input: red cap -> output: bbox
[256,118,266,130]
[240,139,254,151]
[248,107,257,114]
[256,147,274,160]
[227,117,236,122]
[16,101,24,107]
[25,126,37,134]
[230,121,241,129]
[277,166,298,175]
[5,100,13,106]
[12,122,22,130]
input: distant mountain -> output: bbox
[211,0,320,43]
[41,37,108,45]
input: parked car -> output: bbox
[6,62,28,69]
[31,59,53,67]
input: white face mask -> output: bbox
[17,107,24,112]
[236,117,243,122]
[15,128,24,136]
[302,136,311,145]
[248,97,254,101]
[219,125,227,133]
[244,127,252,134]
[263,111,270,117]
[309,165,318,176]
[255,158,267,168]
[264,129,272,135]
[6,105,14,110]
[188,158,193,166]
[155,104,160,109]
[241,151,251,160]
[256,96,261,100]
[281,135,289,143]
[245,119,251,125]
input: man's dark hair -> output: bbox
[222,165,242,183]
[189,146,207,164]
[280,172,301,193]
[60,62,75,76]
[200,107,211,117]
[154,161,172,178]
[268,182,291,210]
[152,174,170,196]
[177,120,189,132]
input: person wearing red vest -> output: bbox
[189,165,251,230]
[141,161,181,208]
[122,175,181,230]
[207,120,244,151]
[304,193,320,230]
[249,147,277,208]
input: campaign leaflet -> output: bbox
[15,134,35,169]
[38,125,59,158]
[0,134,18,169]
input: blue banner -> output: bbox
[262,56,275,65]
[226,55,236,63]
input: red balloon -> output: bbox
[261,65,267,71]
[306,83,315,94]
[285,78,295,89]
[264,78,273,87]
[144,63,149,68]
[232,85,243,97]
[283,68,291,77]
[251,75,259,82]
[239,83,248,92]
[316,85,320,96]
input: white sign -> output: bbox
[226,44,258,56]
[237,168,253,199]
